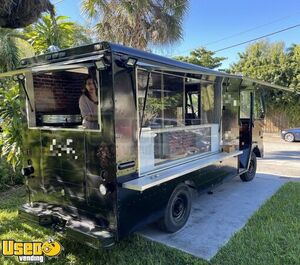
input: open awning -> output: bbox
[31,54,103,72]
[242,77,298,94]
[136,61,236,78]
[136,61,298,94]
[0,54,104,79]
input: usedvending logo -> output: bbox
[2,238,63,263]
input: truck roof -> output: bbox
[0,41,296,93]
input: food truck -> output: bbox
[0,42,293,248]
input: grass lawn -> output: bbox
[0,182,299,265]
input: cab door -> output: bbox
[239,89,254,171]
[252,91,265,157]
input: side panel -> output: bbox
[114,68,240,238]
[116,158,238,239]
[112,54,139,239]
[113,54,138,179]
[84,67,117,230]
[222,78,240,153]
[22,58,118,232]
[40,129,86,203]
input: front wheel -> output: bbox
[284,133,295,142]
[240,152,257,182]
[158,183,192,233]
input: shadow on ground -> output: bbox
[139,173,286,260]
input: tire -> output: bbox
[284,133,295,142]
[240,152,257,182]
[158,183,192,233]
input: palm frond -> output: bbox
[0,0,55,28]
[82,0,188,50]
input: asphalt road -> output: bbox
[257,133,300,179]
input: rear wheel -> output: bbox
[284,133,295,142]
[158,183,192,233]
[240,152,257,182]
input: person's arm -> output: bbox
[85,115,98,122]
[79,95,98,122]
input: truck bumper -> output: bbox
[19,202,115,248]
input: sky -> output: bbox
[53,0,300,69]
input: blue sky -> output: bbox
[53,0,300,68]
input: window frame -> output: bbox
[26,63,103,133]
[136,67,222,175]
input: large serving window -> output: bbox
[27,66,101,131]
[138,69,221,174]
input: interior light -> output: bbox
[99,184,107,196]
[126,58,137,67]
[95,59,106,70]
[94,44,102,51]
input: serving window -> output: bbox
[27,66,101,131]
[138,69,221,174]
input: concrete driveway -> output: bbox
[139,134,300,260]
[257,133,300,179]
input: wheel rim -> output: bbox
[172,194,187,222]
[285,133,294,142]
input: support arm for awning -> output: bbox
[243,77,299,94]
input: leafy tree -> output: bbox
[0,0,54,28]
[0,12,91,188]
[0,82,25,171]
[0,30,34,187]
[0,79,26,188]
[24,14,76,54]
[286,44,300,90]
[81,0,188,50]
[24,14,94,54]
[72,24,94,47]
[0,29,23,72]
[174,47,226,69]
[230,41,290,86]
[230,40,300,126]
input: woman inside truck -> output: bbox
[79,75,99,129]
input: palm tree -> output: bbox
[0,83,25,172]
[81,0,188,50]
[0,29,22,72]
[0,0,54,28]
[24,14,76,54]
[0,29,28,178]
